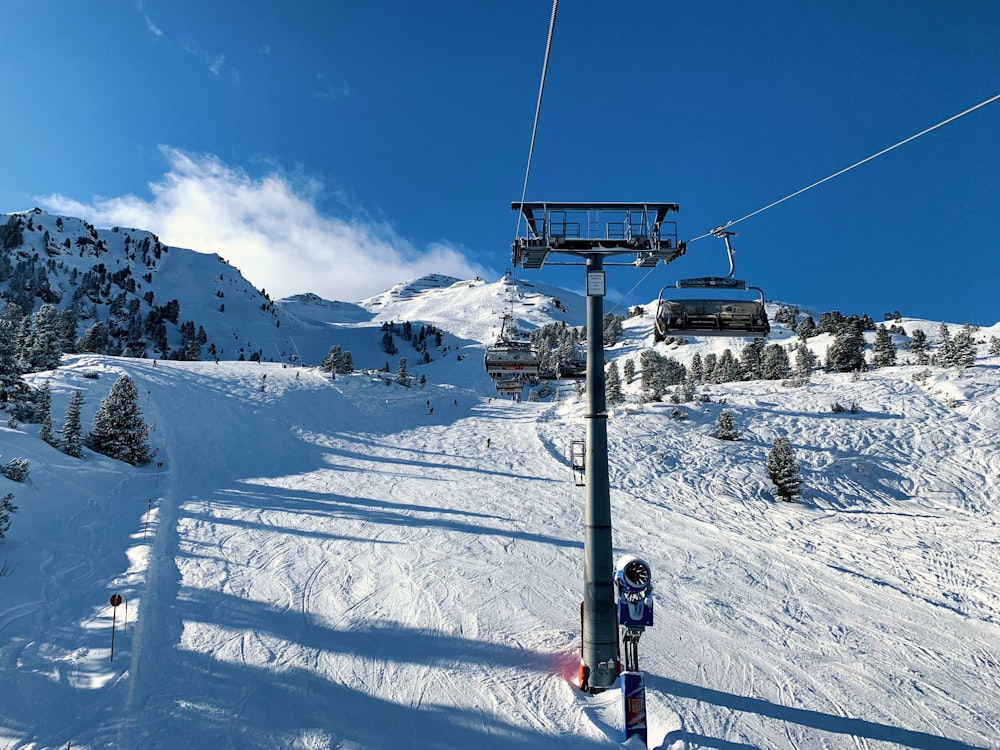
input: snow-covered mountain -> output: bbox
[1,209,591,368]
[2,209,1000,749]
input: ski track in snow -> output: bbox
[1,353,999,749]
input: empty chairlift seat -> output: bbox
[655,283,770,339]
[484,343,540,379]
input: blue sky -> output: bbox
[2,1,998,324]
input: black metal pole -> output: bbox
[581,254,617,691]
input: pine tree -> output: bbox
[909,329,930,366]
[774,305,799,328]
[180,320,202,360]
[22,304,63,372]
[622,358,635,384]
[639,351,686,402]
[36,382,55,446]
[989,336,1000,357]
[716,410,740,440]
[935,323,954,367]
[740,340,764,381]
[951,323,976,370]
[0,492,16,539]
[761,344,791,380]
[602,313,624,347]
[57,308,79,353]
[871,324,897,368]
[796,316,817,340]
[767,437,802,501]
[712,349,738,383]
[817,310,846,335]
[688,353,703,384]
[60,389,84,458]
[336,350,354,374]
[395,357,409,386]
[702,353,717,382]
[826,321,866,372]
[795,344,818,378]
[86,374,154,465]
[0,317,28,404]
[319,345,342,372]
[605,361,624,405]
[77,320,111,354]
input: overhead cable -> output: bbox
[514,0,559,240]
[687,91,1000,244]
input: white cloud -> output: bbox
[313,74,350,100]
[134,1,164,38]
[209,53,225,75]
[40,148,490,302]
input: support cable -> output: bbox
[514,0,559,240]
[686,91,1000,244]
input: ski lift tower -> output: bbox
[511,201,685,692]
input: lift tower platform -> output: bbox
[511,202,685,693]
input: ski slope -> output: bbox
[1,338,999,748]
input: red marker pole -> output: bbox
[109,593,122,662]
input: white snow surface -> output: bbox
[1,294,1000,749]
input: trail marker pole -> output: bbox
[109,593,122,662]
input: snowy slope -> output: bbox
[1,296,999,749]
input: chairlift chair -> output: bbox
[494,375,525,397]
[484,342,540,379]
[654,229,770,339]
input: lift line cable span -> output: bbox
[686,91,1000,245]
[513,0,559,243]
[604,92,1000,317]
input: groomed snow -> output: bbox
[1,309,998,749]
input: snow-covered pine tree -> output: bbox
[909,329,930,365]
[86,374,154,465]
[639,351,686,402]
[622,358,635,384]
[689,353,703,384]
[795,343,818,378]
[712,349,739,383]
[35,382,55,446]
[935,323,954,367]
[761,343,791,380]
[179,320,202,360]
[0,492,15,539]
[989,336,1000,357]
[716,410,740,440]
[336,350,354,374]
[773,305,799,328]
[826,321,866,372]
[0,316,28,405]
[319,345,342,372]
[76,320,110,354]
[605,361,624,405]
[740,340,764,381]
[951,323,976,370]
[22,304,63,373]
[767,436,802,501]
[702,353,717,382]
[796,316,817,340]
[395,357,409,386]
[871,324,897,368]
[60,389,84,458]
[602,313,624,347]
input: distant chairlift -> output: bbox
[654,229,770,340]
[484,312,540,394]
